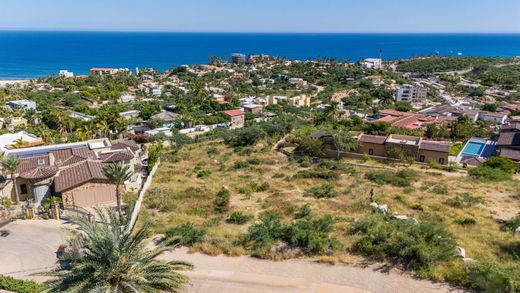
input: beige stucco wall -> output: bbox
[61,181,117,208]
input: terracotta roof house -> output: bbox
[352,133,450,165]
[224,109,245,129]
[0,138,144,209]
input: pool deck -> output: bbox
[455,137,496,163]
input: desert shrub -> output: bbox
[295,204,313,219]
[292,169,339,180]
[214,187,231,213]
[272,172,286,179]
[147,143,163,172]
[482,157,518,174]
[227,211,252,224]
[233,160,250,169]
[284,215,341,254]
[429,160,459,172]
[243,212,285,256]
[298,156,313,167]
[454,217,477,226]
[351,214,457,271]
[0,275,46,293]
[501,214,520,232]
[223,124,267,147]
[445,193,484,208]
[247,158,262,165]
[431,183,449,195]
[467,261,517,293]
[468,166,512,181]
[304,184,338,199]
[194,166,211,178]
[206,146,220,156]
[165,222,206,246]
[365,169,417,187]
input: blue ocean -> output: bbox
[1,31,520,79]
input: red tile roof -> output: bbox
[54,161,108,192]
[99,150,134,163]
[224,109,244,117]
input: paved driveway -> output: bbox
[0,220,68,281]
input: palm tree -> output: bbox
[104,163,133,220]
[1,155,21,204]
[44,207,192,292]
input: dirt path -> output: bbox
[160,248,466,293]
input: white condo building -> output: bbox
[396,84,427,104]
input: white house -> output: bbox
[59,70,74,78]
[478,112,508,125]
[8,100,37,111]
[360,58,382,69]
[0,131,43,152]
[396,84,427,104]
[120,93,136,103]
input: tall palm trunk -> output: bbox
[11,172,19,204]
[116,184,123,220]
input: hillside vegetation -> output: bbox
[140,139,520,292]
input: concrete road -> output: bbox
[161,248,466,293]
[0,221,465,292]
[0,220,67,280]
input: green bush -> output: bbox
[165,222,206,246]
[445,193,484,208]
[243,212,285,256]
[365,169,417,187]
[351,214,457,271]
[233,160,250,169]
[284,215,341,254]
[295,204,312,219]
[469,166,512,181]
[223,125,267,147]
[304,184,338,198]
[0,275,46,293]
[482,157,518,174]
[239,182,270,195]
[501,215,520,232]
[293,169,339,180]
[244,211,340,257]
[214,187,231,213]
[227,211,252,224]
[467,262,517,293]
[454,217,477,226]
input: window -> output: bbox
[419,155,425,162]
[37,159,45,166]
[439,158,445,165]
[368,149,374,155]
[20,184,28,195]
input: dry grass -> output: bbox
[137,139,520,283]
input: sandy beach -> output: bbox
[0,79,31,87]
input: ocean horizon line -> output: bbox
[1,29,520,35]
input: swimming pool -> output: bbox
[462,140,486,157]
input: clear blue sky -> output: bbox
[1,0,519,33]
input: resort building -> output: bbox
[89,68,129,76]
[395,84,427,104]
[232,53,246,65]
[359,58,382,69]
